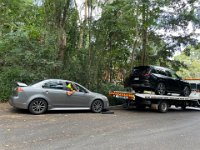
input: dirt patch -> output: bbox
[0,102,10,111]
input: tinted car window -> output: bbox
[169,71,179,79]
[155,69,167,76]
[197,84,200,91]
[132,66,150,75]
[190,83,197,90]
[43,81,64,90]
[165,70,172,77]
[150,68,157,74]
[75,84,87,93]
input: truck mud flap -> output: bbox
[151,104,158,110]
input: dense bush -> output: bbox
[94,83,127,106]
[1,0,199,104]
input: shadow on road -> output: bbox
[125,107,200,113]
[9,107,97,115]
[7,104,200,115]
[47,110,92,114]
[9,107,31,115]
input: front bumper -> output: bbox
[103,100,110,109]
[9,96,27,109]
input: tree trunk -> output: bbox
[78,0,88,50]
[58,29,67,62]
[130,7,139,71]
[57,1,70,63]
[141,2,148,66]
[88,0,93,88]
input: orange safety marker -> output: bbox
[109,91,135,100]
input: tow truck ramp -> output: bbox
[109,91,200,113]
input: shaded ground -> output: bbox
[1,103,200,150]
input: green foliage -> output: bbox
[0,68,22,102]
[97,83,126,106]
[174,46,200,78]
[0,0,199,103]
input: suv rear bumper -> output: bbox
[131,83,155,91]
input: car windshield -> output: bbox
[132,66,150,75]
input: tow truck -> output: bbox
[109,91,200,113]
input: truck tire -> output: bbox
[158,101,168,113]
[181,105,186,110]
[180,101,187,110]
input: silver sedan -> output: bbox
[9,79,109,115]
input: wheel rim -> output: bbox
[160,102,167,111]
[92,100,103,112]
[31,100,46,114]
[157,83,165,95]
[183,87,190,96]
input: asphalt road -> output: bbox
[1,103,200,150]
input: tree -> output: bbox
[174,45,200,78]
[0,0,200,102]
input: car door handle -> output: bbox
[45,91,49,94]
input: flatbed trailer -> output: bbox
[109,91,200,113]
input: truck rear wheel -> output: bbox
[181,105,186,110]
[158,101,168,113]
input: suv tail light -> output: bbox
[17,87,24,92]
[143,73,151,76]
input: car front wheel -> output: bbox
[91,100,103,113]
[181,86,191,97]
[29,99,48,115]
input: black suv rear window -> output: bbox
[132,66,150,75]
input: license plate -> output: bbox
[134,77,139,80]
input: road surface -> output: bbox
[1,103,200,150]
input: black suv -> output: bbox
[124,65,191,96]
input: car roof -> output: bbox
[134,65,171,71]
[31,79,90,92]
[32,79,76,87]
[150,65,171,71]
[43,79,73,83]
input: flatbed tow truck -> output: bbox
[109,91,200,113]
